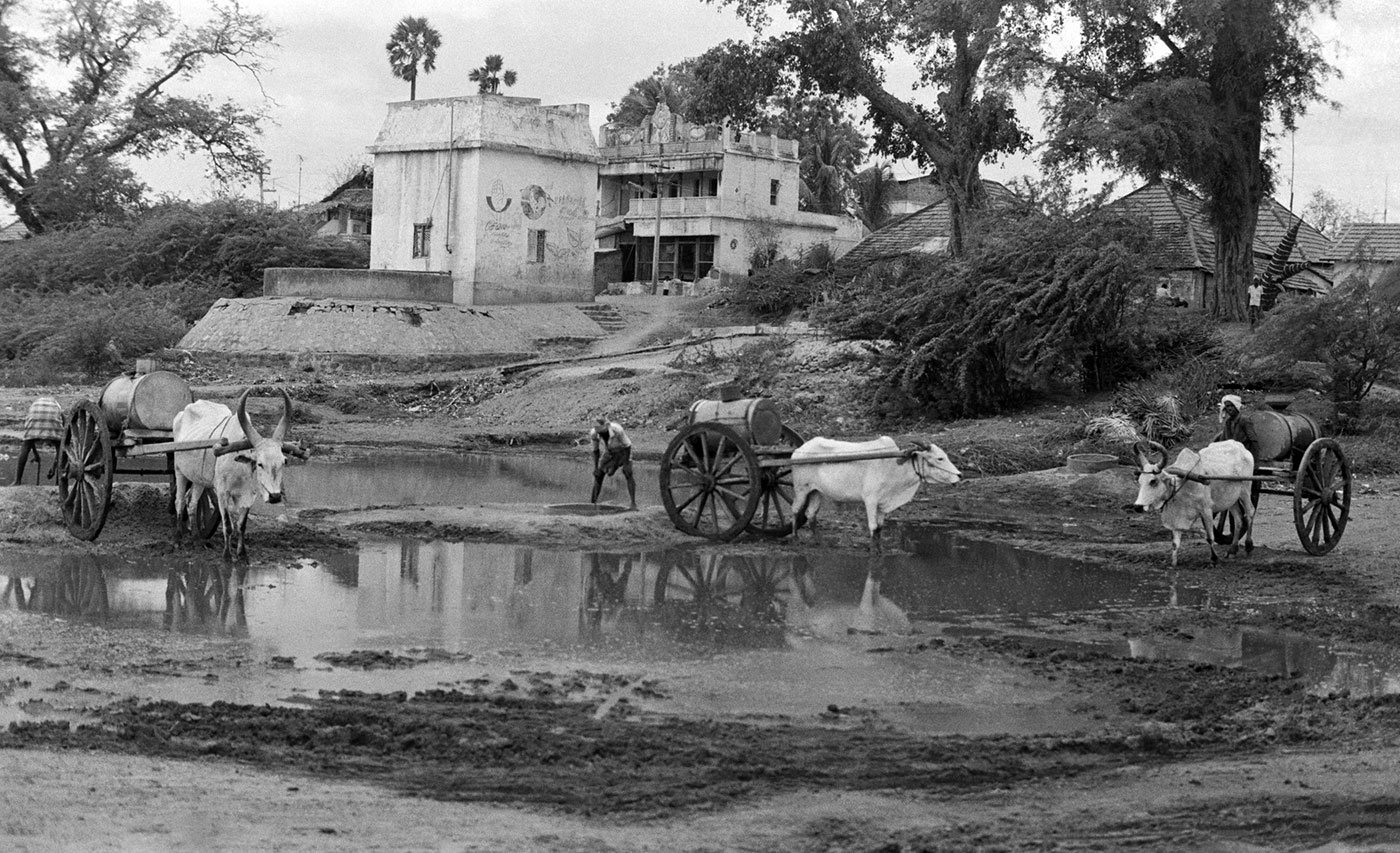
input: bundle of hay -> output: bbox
[1086,385,1193,448]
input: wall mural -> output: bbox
[484,178,514,246]
[521,185,550,220]
[486,178,513,213]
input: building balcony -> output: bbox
[627,196,725,219]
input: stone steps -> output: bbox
[577,303,628,333]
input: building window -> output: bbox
[770,179,780,205]
[412,222,431,258]
[527,229,547,263]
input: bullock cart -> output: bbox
[1160,406,1351,556]
[659,393,919,542]
[56,370,227,541]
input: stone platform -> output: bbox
[174,297,611,369]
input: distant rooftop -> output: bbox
[1324,222,1400,262]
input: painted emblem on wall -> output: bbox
[521,184,550,220]
[486,179,512,213]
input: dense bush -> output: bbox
[0,200,369,382]
[814,209,1164,416]
[1246,268,1400,406]
[722,244,834,320]
[0,199,368,297]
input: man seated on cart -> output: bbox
[589,414,637,510]
[11,397,64,486]
[1214,394,1261,464]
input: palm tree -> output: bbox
[853,163,897,231]
[798,123,861,216]
[469,54,517,94]
[385,16,441,101]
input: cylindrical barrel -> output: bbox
[688,397,783,445]
[1243,409,1320,462]
[98,370,193,432]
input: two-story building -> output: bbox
[594,109,865,294]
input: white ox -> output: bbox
[172,388,300,560]
[790,436,962,553]
[1132,439,1256,567]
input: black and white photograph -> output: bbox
[2,0,1398,849]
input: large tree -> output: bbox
[385,15,441,102]
[1044,0,1336,320]
[708,0,1051,255]
[0,0,275,234]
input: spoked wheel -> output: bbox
[652,552,743,607]
[196,491,222,540]
[1294,438,1351,555]
[1213,480,1262,545]
[659,422,761,541]
[57,401,114,541]
[747,426,806,538]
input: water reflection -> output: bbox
[0,554,109,617]
[1128,628,1400,697]
[2,530,1398,697]
[352,541,814,653]
[163,563,247,637]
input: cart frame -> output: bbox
[56,399,225,541]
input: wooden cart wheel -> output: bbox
[57,401,114,541]
[659,422,761,541]
[748,425,806,538]
[196,490,222,540]
[1213,480,1262,545]
[1294,438,1350,555]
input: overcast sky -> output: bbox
[30,0,1400,220]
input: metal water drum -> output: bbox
[98,370,193,432]
[688,397,783,445]
[1243,409,1320,462]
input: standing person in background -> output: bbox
[589,415,637,510]
[12,397,64,485]
[1247,281,1264,329]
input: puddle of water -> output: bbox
[278,451,655,511]
[2,522,1395,738]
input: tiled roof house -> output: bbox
[308,167,372,241]
[1321,222,1400,284]
[839,180,1020,267]
[1103,182,1333,309]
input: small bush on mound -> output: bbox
[722,245,834,320]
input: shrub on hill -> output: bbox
[0,200,368,383]
[1,199,368,296]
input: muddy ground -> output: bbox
[2,304,1400,851]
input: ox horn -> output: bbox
[272,387,292,443]
[1132,439,1167,469]
[236,388,263,446]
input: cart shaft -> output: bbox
[757,449,912,469]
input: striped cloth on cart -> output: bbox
[21,397,64,442]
